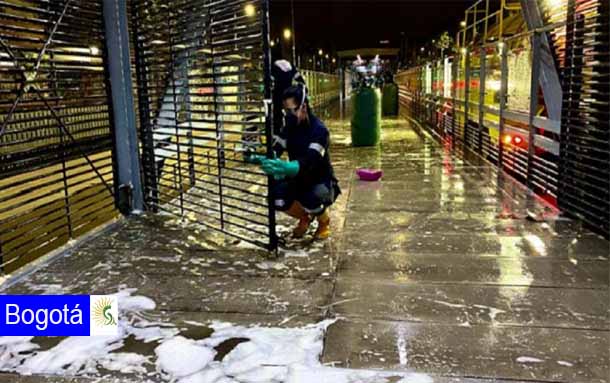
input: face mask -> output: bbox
[284,113,299,128]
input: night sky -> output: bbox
[270,0,473,59]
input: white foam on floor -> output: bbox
[0,289,169,376]
[0,337,39,372]
[516,356,544,363]
[98,352,150,374]
[282,249,311,258]
[155,336,215,378]
[557,360,574,367]
[0,289,432,383]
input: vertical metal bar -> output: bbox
[464,49,471,149]
[290,0,296,65]
[478,47,486,153]
[131,0,157,211]
[484,0,489,41]
[558,0,581,210]
[167,7,185,215]
[433,62,438,132]
[101,29,121,209]
[261,0,278,251]
[497,40,508,169]
[102,0,144,212]
[45,2,74,238]
[500,0,505,40]
[207,6,226,230]
[527,32,542,190]
[182,45,195,188]
[451,57,457,145]
[463,11,468,46]
[473,3,478,41]
[59,126,73,238]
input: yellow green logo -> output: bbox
[92,297,117,326]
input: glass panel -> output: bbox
[468,51,482,121]
[506,43,532,113]
[443,57,452,99]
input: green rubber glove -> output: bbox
[244,153,267,165]
[261,159,300,179]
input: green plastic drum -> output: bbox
[382,82,399,116]
[351,87,381,147]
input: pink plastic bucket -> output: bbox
[356,168,383,181]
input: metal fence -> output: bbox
[132,0,278,250]
[0,1,117,272]
[397,0,609,237]
[559,0,609,236]
[301,69,340,110]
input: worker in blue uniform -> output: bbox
[263,84,340,239]
[247,66,340,239]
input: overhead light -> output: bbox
[318,49,323,56]
[460,21,467,28]
[332,58,336,63]
[270,40,275,47]
[283,28,292,40]
[90,46,100,55]
[244,4,255,17]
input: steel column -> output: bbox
[527,32,542,190]
[464,50,471,148]
[520,0,563,122]
[478,47,486,153]
[451,59,458,144]
[102,0,144,213]
[262,0,279,251]
[497,42,508,170]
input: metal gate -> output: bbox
[0,0,117,272]
[559,0,609,236]
[132,0,278,250]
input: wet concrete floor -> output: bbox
[1,105,608,382]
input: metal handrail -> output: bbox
[457,0,523,47]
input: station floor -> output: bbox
[1,105,608,382]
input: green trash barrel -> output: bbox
[382,82,399,116]
[351,87,381,146]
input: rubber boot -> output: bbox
[314,209,331,240]
[285,201,311,238]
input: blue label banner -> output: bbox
[0,295,91,336]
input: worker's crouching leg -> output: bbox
[272,180,294,213]
[299,182,335,240]
[273,180,311,238]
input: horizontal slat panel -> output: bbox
[0,0,118,272]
